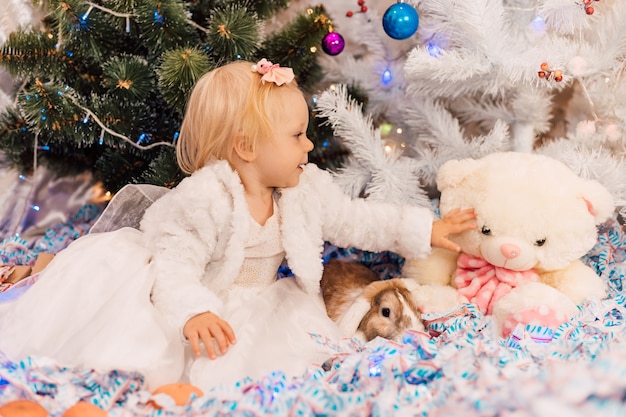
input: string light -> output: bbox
[136,132,151,145]
[81,5,94,21]
[153,10,165,25]
[427,43,442,57]
[530,15,546,33]
[381,69,392,85]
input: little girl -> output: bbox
[0,60,475,390]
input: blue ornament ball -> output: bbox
[382,2,419,40]
[321,32,345,56]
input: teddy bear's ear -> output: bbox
[579,179,615,224]
[437,158,482,191]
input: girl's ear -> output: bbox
[233,133,256,162]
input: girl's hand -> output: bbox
[183,311,236,359]
[431,208,476,252]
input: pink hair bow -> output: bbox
[251,59,294,86]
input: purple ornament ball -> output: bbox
[321,32,345,56]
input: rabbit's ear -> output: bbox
[336,297,371,337]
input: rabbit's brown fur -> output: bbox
[320,260,424,342]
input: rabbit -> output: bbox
[320,259,425,342]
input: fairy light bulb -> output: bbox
[81,5,94,21]
[381,69,392,85]
[427,43,442,57]
[530,15,546,33]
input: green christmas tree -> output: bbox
[0,0,348,193]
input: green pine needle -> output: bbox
[103,55,155,101]
[207,4,260,61]
[18,80,81,134]
[134,0,198,57]
[157,46,213,113]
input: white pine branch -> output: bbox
[316,84,429,206]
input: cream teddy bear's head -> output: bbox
[437,152,615,272]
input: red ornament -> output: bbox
[537,63,564,82]
[585,6,594,14]
[346,0,368,17]
[583,0,592,4]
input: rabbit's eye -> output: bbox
[535,238,546,247]
[382,307,391,318]
[481,226,491,236]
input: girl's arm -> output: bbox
[307,165,436,259]
[140,184,224,339]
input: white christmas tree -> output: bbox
[315,0,626,215]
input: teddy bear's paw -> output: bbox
[402,248,459,286]
[501,306,569,337]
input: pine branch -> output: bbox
[157,46,213,113]
[259,5,332,91]
[316,84,429,207]
[205,3,261,62]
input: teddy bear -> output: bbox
[402,151,615,336]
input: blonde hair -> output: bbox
[176,60,302,174]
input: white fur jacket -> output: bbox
[140,160,434,334]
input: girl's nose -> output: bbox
[305,137,314,152]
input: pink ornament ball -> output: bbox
[321,32,345,56]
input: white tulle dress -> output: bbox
[0,203,343,391]
[187,205,343,389]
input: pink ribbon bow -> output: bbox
[454,253,539,315]
[251,59,295,86]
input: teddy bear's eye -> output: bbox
[535,238,546,247]
[381,307,391,318]
[481,226,491,236]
